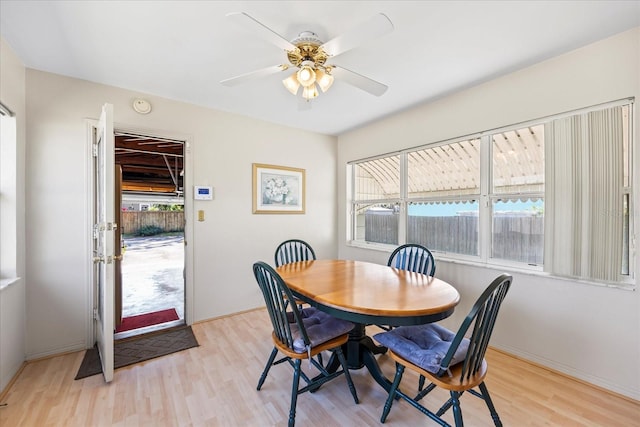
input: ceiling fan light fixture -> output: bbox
[282,73,301,95]
[297,64,316,86]
[302,84,318,100]
[315,69,334,93]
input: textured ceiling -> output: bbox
[1,1,639,135]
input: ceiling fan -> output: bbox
[220,12,394,101]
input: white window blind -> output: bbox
[544,103,630,282]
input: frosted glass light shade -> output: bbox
[302,84,318,100]
[315,69,334,92]
[297,66,316,86]
[282,73,301,95]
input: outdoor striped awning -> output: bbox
[354,124,544,200]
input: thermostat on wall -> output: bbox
[194,186,213,200]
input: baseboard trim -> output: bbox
[26,341,87,362]
[192,306,265,325]
[490,346,640,404]
[0,361,27,404]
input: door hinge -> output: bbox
[92,143,98,157]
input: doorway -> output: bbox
[113,131,185,338]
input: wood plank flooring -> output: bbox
[1,309,638,426]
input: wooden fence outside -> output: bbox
[121,211,184,235]
[408,215,479,256]
[365,213,543,263]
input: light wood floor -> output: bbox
[1,309,638,426]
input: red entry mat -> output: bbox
[116,308,179,333]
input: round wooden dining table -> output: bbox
[276,259,460,391]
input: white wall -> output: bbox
[337,28,640,399]
[24,70,337,359]
[0,37,27,392]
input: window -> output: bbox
[0,101,17,282]
[348,99,634,286]
[490,125,544,265]
[407,139,480,256]
[350,155,400,245]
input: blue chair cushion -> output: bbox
[290,307,354,353]
[374,324,469,374]
[285,306,316,323]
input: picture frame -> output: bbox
[252,163,305,214]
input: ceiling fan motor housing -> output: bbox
[287,31,328,69]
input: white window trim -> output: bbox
[347,98,635,289]
[0,101,17,283]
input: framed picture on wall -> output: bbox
[252,163,306,214]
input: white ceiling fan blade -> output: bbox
[321,13,394,57]
[220,64,287,86]
[331,66,388,96]
[226,12,296,52]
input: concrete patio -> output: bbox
[121,234,185,321]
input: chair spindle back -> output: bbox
[253,261,309,349]
[440,273,511,381]
[275,239,316,267]
[387,244,436,276]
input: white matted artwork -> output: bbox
[252,163,305,214]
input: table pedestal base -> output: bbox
[327,323,393,391]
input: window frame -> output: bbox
[487,123,545,269]
[405,136,483,259]
[0,101,18,287]
[347,98,635,288]
[348,152,403,248]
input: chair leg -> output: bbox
[436,396,454,416]
[381,363,405,423]
[257,347,278,390]
[450,391,464,427]
[335,347,359,404]
[478,382,503,427]
[415,382,436,402]
[418,374,425,391]
[289,359,302,427]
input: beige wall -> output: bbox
[337,28,640,399]
[24,70,337,359]
[0,37,27,392]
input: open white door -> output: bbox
[92,103,115,382]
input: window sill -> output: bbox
[346,242,636,291]
[347,240,396,252]
[0,276,21,292]
[440,257,635,291]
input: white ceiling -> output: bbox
[1,1,639,136]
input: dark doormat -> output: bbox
[115,308,180,333]
[75,325,199,380]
